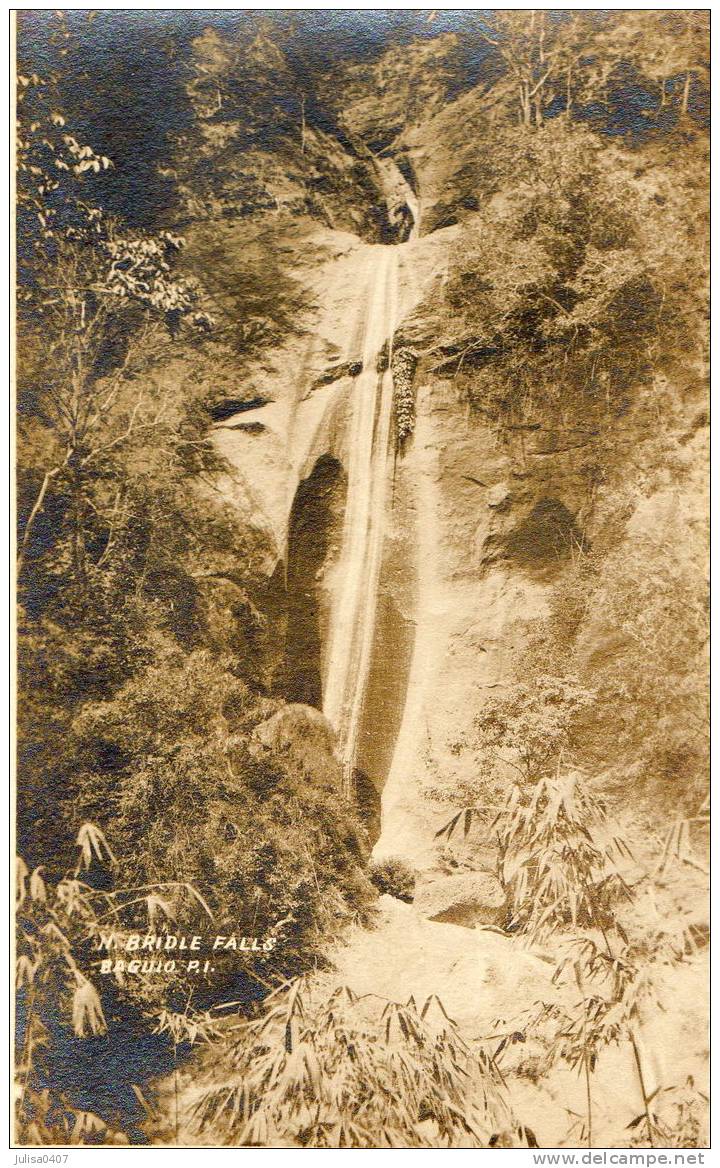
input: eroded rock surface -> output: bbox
[327,895,551,1033]
[414,871,506,928]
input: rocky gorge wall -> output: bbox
[208,174,706,872]
[201,58,707,889]
[206,222,555,852]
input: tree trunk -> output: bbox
[681,71,692,115]
[71,470,86,583]
[536,13,545,127]
[17,466,62,576]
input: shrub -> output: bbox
[367,856,416,903]
[391,347,418,448]
[70,649,375,1000]
[189,979,536,1147]
[15,824,216,1145]
[436,769,631,941]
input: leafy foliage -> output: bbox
[190,979,533,1147]
[16,9,708,1149]
[15,33,376,1147]
[627,1078,709,1149]
[437,767,630,941]
[391,347,417,447]
[476,11,708,132]
[439,717,706,1147]
[169,23,389,237]
[15,825,215,1145]
[494,773,631,939]
[474,675,594,784]
[435,118,706,441]
[69,649,374,998]
[367,856,416,903]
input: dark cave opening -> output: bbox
[280,455,346,709]
[279,452,415,844]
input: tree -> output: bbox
[68,649,373,996]
[173,24,306,220]
[476,11,709,131]
[632,11,710,117]
[478,11,557,129]
[16,74,213,579]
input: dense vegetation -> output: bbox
[427,113,708,809]
[419,14,708,1147]
[408,13,709,818]
[16,10,707,1147]
[16,14,376,1144]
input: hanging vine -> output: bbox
[391,346,418,449]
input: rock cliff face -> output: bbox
[16,13,708,1149]
[377,344,558,863]
[210,213,705,872]
[199,32,707,878]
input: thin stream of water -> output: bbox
[318,155,419,793]
[322,246,399,791]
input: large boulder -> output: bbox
[326,895,550,1034]
[250,703,341,786]
[414,871,506,928]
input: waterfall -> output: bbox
[322,246,399,793]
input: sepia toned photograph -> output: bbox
[13,8,709,1150]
